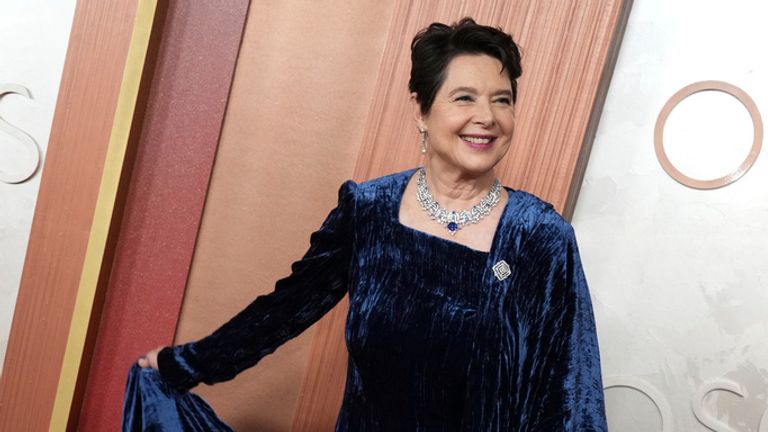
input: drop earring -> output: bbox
[418,128,427,154]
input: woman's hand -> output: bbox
[137,347,163,371]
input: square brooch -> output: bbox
[492,260,511,281]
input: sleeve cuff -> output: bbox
[157,345,201,391]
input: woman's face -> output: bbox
[416,54,516,177]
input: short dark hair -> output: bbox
[408,17,522,115]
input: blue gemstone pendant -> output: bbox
[447,222,458,235]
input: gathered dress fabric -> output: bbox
[123,364,233,431]
[124,168,607,431]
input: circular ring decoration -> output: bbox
[603,376,673,432]
[654,80,763,189]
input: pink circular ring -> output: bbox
[654,80,763,189]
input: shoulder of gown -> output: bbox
[353,168,414,202]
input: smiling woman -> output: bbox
[414,55,516,177]
[403,54,517,249]
[132,17,608,431]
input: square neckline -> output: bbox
[392,168,513,256]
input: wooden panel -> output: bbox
[49,1,160,429]
[169,1,398,430]
[75,2,250,431]
[0,0,139,430]
[293,1,633,429]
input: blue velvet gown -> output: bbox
[123,168,607,431]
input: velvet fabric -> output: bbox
[122,364,233,431]
[132,168,606,431]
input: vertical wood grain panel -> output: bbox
[49,1,159,429]
[0,1,139,430]
[293,1,632,429]
[76,2,250,431]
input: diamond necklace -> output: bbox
[415,167,501,236]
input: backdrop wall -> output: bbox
[0,0,76,370]
[573,1,768,431]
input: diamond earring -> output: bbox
[418,128,427,154]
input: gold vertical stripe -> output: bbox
[48,0,158,429]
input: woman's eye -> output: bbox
[454,95,473,102]
[494,97,512,105]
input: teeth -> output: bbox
[462,136,492,144]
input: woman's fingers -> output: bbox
[137,347,163,370]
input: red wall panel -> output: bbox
[77,2,249,430]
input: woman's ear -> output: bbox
[410,92,427,132]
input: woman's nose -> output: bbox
[472,100,495,126]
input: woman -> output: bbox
[132,18,607,431]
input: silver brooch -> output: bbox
[492,260,511,281]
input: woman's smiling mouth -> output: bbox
[460,134,496,149]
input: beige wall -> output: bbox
[173,1,396,430]
[572,1,768,430]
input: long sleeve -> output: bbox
[158,180,357,390]
[519,218,607,431]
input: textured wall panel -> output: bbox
[572,1,768,430]
[170,1,397,430]
[0,0,138,429]
[49,1,159,428]
[76,1,249,431]
[0,1,77,369]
